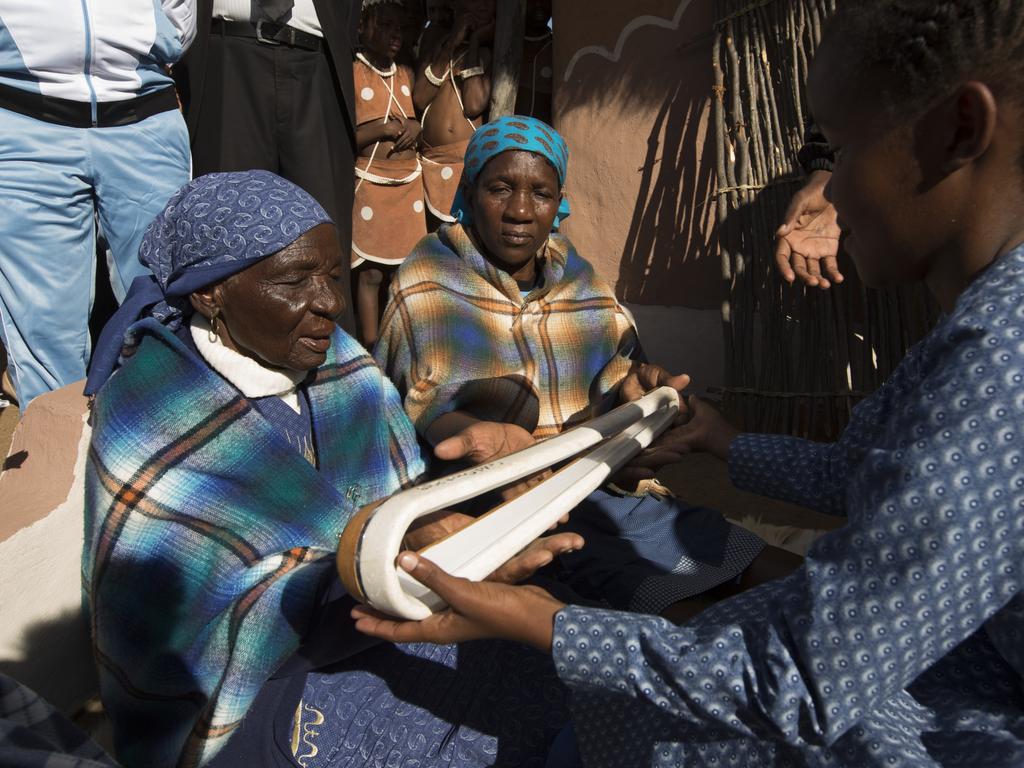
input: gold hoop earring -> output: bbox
[208,308,221,343]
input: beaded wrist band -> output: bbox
[424,64,449,86]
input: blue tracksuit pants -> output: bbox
[0,106,190,411]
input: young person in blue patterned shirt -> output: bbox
[354,2,1024,765]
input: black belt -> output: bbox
[211,18,323,51]
[0,83,178,129]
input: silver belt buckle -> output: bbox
[255,19,281,45]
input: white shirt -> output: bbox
[0,0,195,102]
[212,0,321,38]
[190,315,306,412]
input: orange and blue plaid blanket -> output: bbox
[374,223,640,439]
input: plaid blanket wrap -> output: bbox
[83,319,424,768]
[374,224,640,438]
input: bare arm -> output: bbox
[460,46,492,119]
[356,120,402,152]
[413,18,470,113]
[426,412,551,502]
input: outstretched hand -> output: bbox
[618,362,690,406]
[435,420,552,501]
[612,362,691,485]
[775,170,843,289]
[389,118,421,154]
[352,550,567,651]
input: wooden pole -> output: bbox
[489,0,526,118]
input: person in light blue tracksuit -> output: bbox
[0,1,195,412]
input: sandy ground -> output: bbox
[0,404,17,463]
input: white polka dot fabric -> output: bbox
[551,245,1024,766]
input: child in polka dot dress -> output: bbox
[353,2,1024,766]
[352,0,427,346]
[415,0,495,227]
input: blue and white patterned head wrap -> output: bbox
[86,171,333,395]
[450,115,571,230]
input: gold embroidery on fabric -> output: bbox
[291,700,326,766]
[283,431,318,466]
[300,435,317,466]
[290,701,303,757]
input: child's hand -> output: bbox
[351,551,567,651]
[390,118,421,153]
[382,119,405,142]
[448,15,472,48]
[486,531,584,584]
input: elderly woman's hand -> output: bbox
[618,362,690,407]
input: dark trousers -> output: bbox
[190,33,357,333]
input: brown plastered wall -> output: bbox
[552,0,721,310]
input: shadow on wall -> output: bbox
[553,0,720,308]
[616,78,717,304]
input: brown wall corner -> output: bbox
[552,0,722,310]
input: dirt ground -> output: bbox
[0,404,17,463]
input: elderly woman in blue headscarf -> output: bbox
[375,116,800,620]
[83,171,578,768]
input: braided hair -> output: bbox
[361,0,403,24]
[820,0,1024,117]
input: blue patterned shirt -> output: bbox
[551,245,1024,767]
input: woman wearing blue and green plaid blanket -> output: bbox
[375,116,795,620]
[82,171,583,768]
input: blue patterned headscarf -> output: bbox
[86,171,333,395]
[450,115,571,230]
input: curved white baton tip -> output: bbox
[338,386,680,620]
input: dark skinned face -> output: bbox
[195,224,346,372]
[426,0,454,26]
[400,3,425,46]
[467,150,560,278]
[361,4,404,61]
[525,0,552,31]
[458,0,494,28]
[809,45,931,289]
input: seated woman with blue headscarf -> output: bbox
[82,171,580,768]
[375,116,800,617]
